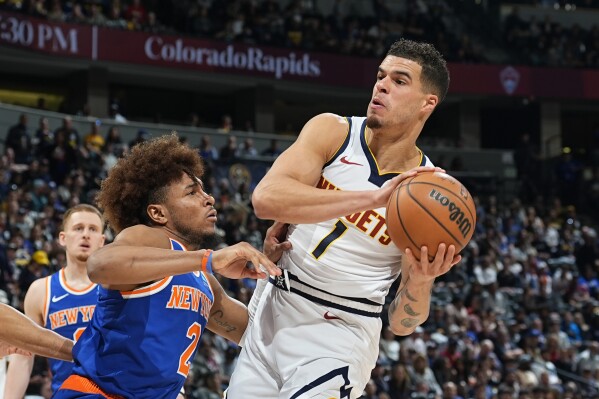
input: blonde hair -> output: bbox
[61,204,104,231]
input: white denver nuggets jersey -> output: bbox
[280,116,433,304]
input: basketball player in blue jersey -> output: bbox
[5,204,106,398]
[52,134,285,399]
[0,303,73,360]
[227,39,463,399]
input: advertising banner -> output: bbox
[1,11,597,99]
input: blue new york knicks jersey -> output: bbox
[70,238,214,399]
[44,269,98,392]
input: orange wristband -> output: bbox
[202,250,213,274]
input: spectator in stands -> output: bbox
[387,363,412,399]
[16,250,50,303]
[237,138,258,158]
[261,139,282,158]
[103,126,124,153]
[67,4,87,25]
[409,353,442,397]
[47,130,78,185]
[144,11,166,33]
[5,114,33,165]
[198,136,219,163]
[128,129,149,149]
[0,241,17,302]
[219,136,239,163]
[106,1,127,29]
[34,117,54,159]
[53,116,79,150]
[124,0,147,29]
[379,325,400,364]
[191,371,223,399]
[442,381,464,399]
[83,120,105,154]
[47,1,65,22]
[109,102,127,123]
[218,115,233,133]
[88,4,107,26]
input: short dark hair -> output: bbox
[386,39,450,103]
[96,132,204,233]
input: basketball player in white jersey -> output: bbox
[4,204,105,398]
[227,39,463,399]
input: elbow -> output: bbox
[251,187,276,220]
[389,323,415,337]
[86,251,109,284]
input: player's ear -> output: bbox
[422,94,438,113]
[58,231,66,247]
[147,204,168,226]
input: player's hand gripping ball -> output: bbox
[386,171,476,261]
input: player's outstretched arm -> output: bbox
[87,225,281,290]
[388,244,461,336]
[0,304,73,361]
[4,277,72,399]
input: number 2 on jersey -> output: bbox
[311,220,348,259]
[178,322,201,377]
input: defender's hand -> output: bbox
[263,222,292,263]
[403,243,461,285]
[212,242,282,279]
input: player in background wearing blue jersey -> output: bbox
[227,39,462,399]
[0,303,73,360]
[52,133,285,399]
[5,204,106,398]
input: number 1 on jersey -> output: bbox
[311,220,348,259]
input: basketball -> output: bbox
[386,171,476,261]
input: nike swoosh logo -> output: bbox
[324,311,342,320]
[51,293,69,303]
[340,156,363,166]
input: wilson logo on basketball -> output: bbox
[429,189,472,239]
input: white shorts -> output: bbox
[226,278,382,399]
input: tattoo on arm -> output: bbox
[404,288,417,302]
[212,310,237,333]
[404,303,420,317]
[400,318,419,328]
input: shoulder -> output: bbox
[24,277,49,321]
[303,113,349,133]
[26,276,48,297]
[296,113,351,151]
[113,225,172,249]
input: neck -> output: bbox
[162,227,200,251]
[366,126,422,172]
[64,255,93,285]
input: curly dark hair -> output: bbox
[96,132,204,233]
[386,38,450,103]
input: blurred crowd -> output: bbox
[1,110,599,399]
[502,6,599,68]
[2,0,597,68]
[507,0,599,8]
